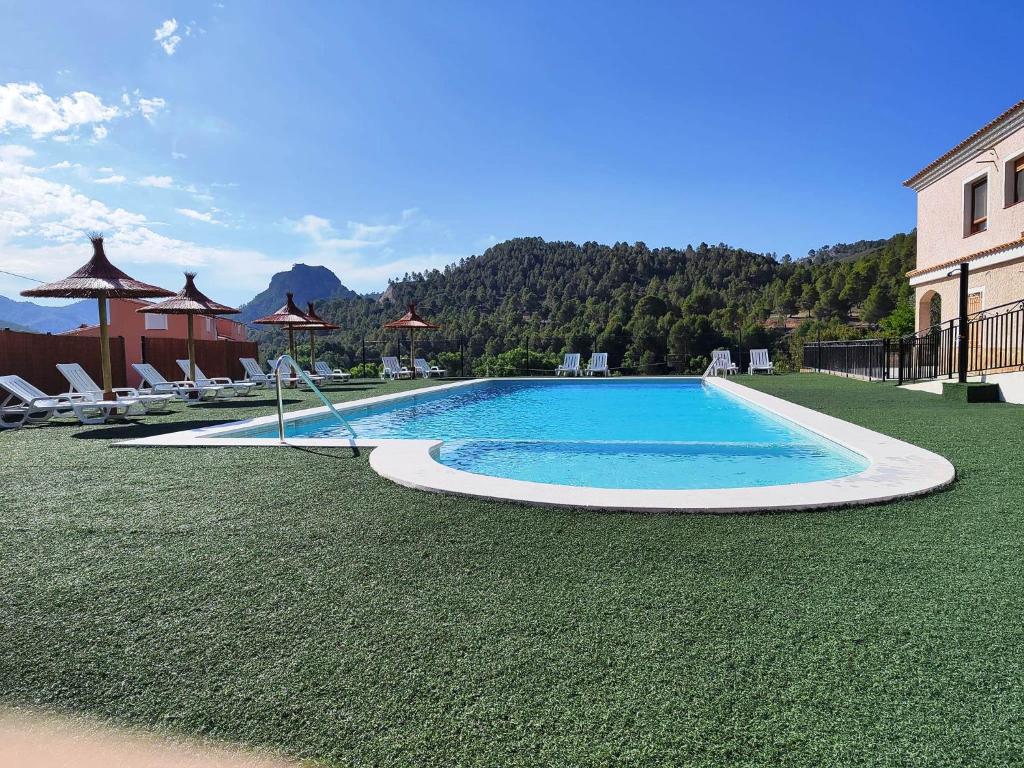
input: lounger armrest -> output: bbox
[112,387,142,398]
[148,382,177,393]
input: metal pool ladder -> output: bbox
[273,354,357,443]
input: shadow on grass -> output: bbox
[72,419,231,440]
[287,444,361,459]
[186,398,302,409]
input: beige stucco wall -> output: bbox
[916,127,1024,272]
[915,259,1024,328]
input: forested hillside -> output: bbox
[260,233,916,374]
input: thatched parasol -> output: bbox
[136,272,239,382]
[384,303,440,379]
[20,235,173,398]
[252,292,313,362]
[293,302,338,370]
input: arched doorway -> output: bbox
[918,290,941,330]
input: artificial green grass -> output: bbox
[2,374,1023,767]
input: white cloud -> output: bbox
[98,166,113,173]
[137,97,167,122]
[91,124,108,142]
[0,144,288,299]
[289,211,413,252]
[171,151,187,160]
[48,160,75,170]
[93,174,126,185]
[154,19,182,55]
[0,82,119,137]
[138,175,174,189]
[176,207,222,225]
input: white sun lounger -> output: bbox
[585,352,609,376]
[711,350,739,376]
[381,356,412,380]
[270,357,325,388]
[176,360,259,396]
[555,353,581,377]
[314,361,351,382]
[239,357,275,388]
[0,374,138,427]
[57,363,172,413]
[748,349,774,375]
[414,358,446,378]
[132,363,222,401]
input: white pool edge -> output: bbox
[115,377,955,513]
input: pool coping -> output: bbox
[115,376,955,513]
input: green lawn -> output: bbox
[2,374,1023,767]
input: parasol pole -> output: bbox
[309,328,316,370]
[97,292,113,399]
[403,329,411,380]
[187,314,197,382]
[288,326,296,361]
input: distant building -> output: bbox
[62,297,248,374]
[904,100,1024,331]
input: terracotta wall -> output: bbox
[0,329,127,394]
[64,299,249,372]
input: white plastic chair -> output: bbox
[176,359,259,396]
[555,353,581,377]
[414,358,446,378]
[314,361,351,382]
[748,349,774,375]
[711,350,739,376]
[381,357,412,380]
[58,363,171,413]
[0,374,137,427]
[239,357,274,387]
[133,363,222,401]
[585,352,609,376]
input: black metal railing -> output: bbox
[802,339,891,380]
[803,298,1024,383]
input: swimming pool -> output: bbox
[120,377,955,512]
[227,379,867,490]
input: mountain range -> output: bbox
[0,295,99,334]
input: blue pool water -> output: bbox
[225,379,867,490]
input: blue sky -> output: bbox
[1,0,1021,304]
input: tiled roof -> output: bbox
[903,99,1024,187]
[907,236,1024,277]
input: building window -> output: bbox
[967,291,983,316]
[144,313,168,331]
[1016,157,1024,206]
[969,177,988,234]
[205,316,215,335]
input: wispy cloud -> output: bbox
[0,143,288,300]
[153,19,182,56]
[176,207,222,225]
[93,174,126,185]
[138,175,174,189]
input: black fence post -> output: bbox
[947,318,954,380]
[524,335,529,377]
[361,337,366,371]
[816,330,821,372]
[897,338,905,386]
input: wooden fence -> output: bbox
[0,329,127,394]
[140,336,259,382]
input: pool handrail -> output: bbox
[273,354,357,442]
